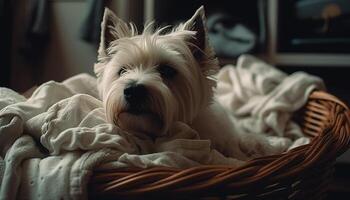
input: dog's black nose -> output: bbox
[124,83,148,105]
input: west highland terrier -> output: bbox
[94,6,287,160]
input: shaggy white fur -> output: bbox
[95,6,288,159]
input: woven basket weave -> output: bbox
[89,91,350,199]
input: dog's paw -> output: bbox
[287,137,310,151]
[266,136,292,154]
[237,135,291,159]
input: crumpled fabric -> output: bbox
[216,55,325,140]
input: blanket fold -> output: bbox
[216,55,325,140]
[0,56,325,200]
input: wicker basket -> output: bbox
[89,91,350,199]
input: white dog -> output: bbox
[94,6,287,161]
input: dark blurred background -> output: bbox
[1,0,350,198]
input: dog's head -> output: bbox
[94,6,219,137]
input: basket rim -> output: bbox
[309,91,349,110]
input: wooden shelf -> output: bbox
[273,53,350,67]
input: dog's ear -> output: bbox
[181,6,219,75]
[182,6,207,59]
[98,8,133,61]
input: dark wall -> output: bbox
[0,0,12,87]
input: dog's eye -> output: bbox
[158,64,177,79]
[118,67,127,76]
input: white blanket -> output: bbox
[0,55,325,200]
[216,55,325,147]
